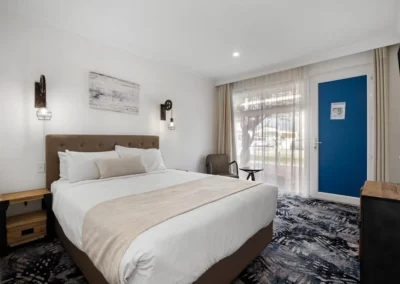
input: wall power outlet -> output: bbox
[36,162,45,173]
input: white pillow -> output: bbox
[115,146,166,172]
[58,152,68,180]
[96,156,146,179]
[66,150,119,182]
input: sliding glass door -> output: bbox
[232,80,306,194]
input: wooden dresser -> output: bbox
[360,181,400,284]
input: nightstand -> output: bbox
[0,189,54,256]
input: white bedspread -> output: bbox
[51,170,278,284]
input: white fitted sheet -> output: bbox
[51,170,278,284]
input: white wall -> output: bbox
[0,12,217,195]
[397,12,400,35]
[307,52,373,78]
[389,44,400,182]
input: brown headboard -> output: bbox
[45,135,159,189]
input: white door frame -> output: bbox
[309,64,374,205]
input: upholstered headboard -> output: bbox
[45,135,159,189]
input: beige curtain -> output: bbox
[216,84,236,161]
[374,47,390,182]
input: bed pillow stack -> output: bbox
[58,146,166,182]
[66,150,120,182]
[115,145,167,172]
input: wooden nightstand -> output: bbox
[0,189,54,256]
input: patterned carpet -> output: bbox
[0,194,360,284]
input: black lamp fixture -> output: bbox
[35,75,52,120]
[160,99,175,130]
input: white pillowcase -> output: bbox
[115,145,166,172]
[96,156,147,179]
[58,152,68,180]
[66,150,119,182]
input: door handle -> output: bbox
[314,139,322,150]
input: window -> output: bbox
[232,70,306,193]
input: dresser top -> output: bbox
[362,181,400,201]
[0,189,50,204]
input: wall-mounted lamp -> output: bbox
[160,99,175,130]
[35,75,52,120]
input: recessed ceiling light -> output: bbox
[233,52,240,57]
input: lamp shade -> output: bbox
[168,118,175,130]
[37,107,52,120]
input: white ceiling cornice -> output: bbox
[216,28,400,86]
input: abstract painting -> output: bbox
[89,72,140,114]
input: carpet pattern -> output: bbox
[234,195,360,284]
[0,194,360,284]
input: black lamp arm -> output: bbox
[35,75,47,108]
[229,161,239,176]
[160,99,173,121]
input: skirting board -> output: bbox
[312,192,360,206]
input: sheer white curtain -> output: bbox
[232,67,308,195]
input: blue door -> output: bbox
[318,76,367,198]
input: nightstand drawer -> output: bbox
[6,210,47,247]
[7,220,47,247]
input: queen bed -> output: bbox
[46,134,278,284]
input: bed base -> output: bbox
[55,219,273,284]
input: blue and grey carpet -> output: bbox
[1,194,360,284]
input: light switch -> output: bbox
[36,162,45,173]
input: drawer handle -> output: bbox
[21,228,34,236]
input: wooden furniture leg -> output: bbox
[43,193,55,241]
[0,200,10,256]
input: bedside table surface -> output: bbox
[0,189,50,204]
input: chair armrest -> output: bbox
[229,161,239,176]
[206,162,213,174]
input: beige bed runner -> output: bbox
[82,175,261,284]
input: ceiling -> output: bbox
[3,0,400,84]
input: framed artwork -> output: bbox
[330,102,346,120]
[89,72,140,114]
